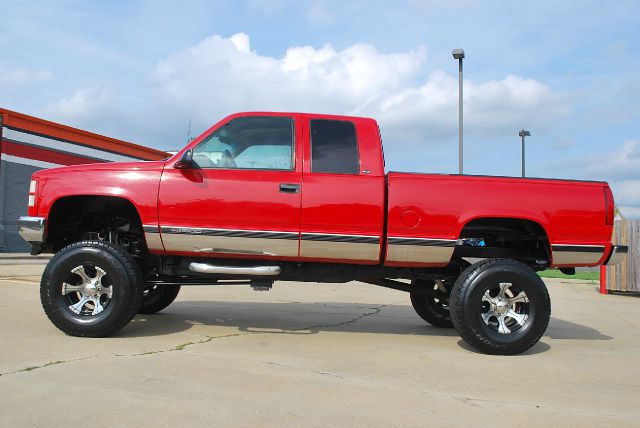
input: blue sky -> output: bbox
[1,0,639,215]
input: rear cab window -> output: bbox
[310,119,359,174]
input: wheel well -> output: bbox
[454,217,551,266]
[46,196,145,253]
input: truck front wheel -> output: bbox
[410,279,453,328]
[40,241,144,337]
[450,258,550,355]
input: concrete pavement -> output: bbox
[1,263,639,427]
[0,252,51,265]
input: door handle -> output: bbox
[279,183,300,193]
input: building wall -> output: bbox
[0,108,168,252]
[0,159,39,251]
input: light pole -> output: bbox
[519,129,530,177]
[452,49,465,174]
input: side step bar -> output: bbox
[189,263,281,276]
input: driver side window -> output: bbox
[192,116,294,170]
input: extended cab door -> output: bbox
[298,115,385,264]
[157,113,303,259]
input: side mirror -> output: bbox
[174,149,193,169]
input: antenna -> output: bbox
[187,116,192,142]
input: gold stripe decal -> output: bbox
[386,236,456,264]
[299,232,380,260]
[551,244,604,265]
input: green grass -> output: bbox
[174,342,193,351]
[538,269,599,281]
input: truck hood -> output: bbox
[31,160,167,218]
[32,160,167,179]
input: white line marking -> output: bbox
[1,153,62,169]
[3,128,139,162]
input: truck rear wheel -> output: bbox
[139,285,181,314]
[410,279,453,328]
[450,258,550,355]
[40,240,144,337]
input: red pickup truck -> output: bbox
[19,112,627,354]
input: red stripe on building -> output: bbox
[1,140,101,165]
[0,108,168,160]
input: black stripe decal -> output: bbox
[388,238,456,247]
[301,233,379,244]
[552,245,604,253]
[160,227,299,240]
[143,225,160,233]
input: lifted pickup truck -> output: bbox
[19,112,627,354]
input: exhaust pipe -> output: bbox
[189,263,281,276]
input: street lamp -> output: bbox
[452,48,465,174]
[519,129,531,177]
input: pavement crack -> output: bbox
[115,331,254,357]
[0,355,96,376]
[299,303,388,331]
[115,303,390,357]
[317,370,346,380]
[315,302,383,310]
[205,354,355,383]
[443,391,640,422]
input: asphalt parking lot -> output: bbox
[1,261,639,427]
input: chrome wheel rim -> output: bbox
[62,265,113,316]
[143,285,159,298]
[433,279,449,310]
[480,282,530,334]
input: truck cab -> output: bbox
[155,112,385,264]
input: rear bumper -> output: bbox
[18,216,45,253]
[605,245,628,266]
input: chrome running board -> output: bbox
[188,263,281,276]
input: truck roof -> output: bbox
[229,111,377,122]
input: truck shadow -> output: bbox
[546,318,613,341]
[122,300,613,350]
[457,318,612,355]
[125,300,460,338]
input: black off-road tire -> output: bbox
[139,285,181,314]
[40,240,144,337]
[410,279,453,328]
[450,258,551,355]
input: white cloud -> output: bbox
[0,68,52,84]
[152,33,565,145]
[246,0,288,16]
[618,205,640,219]
[308,1,335,26]
[153,33,434,138]
[40,32,570,165]
[549,140,640,218]
[614,180,640,204]
[609,178,640,218]
[583,139,640,181]
[37,86,140,142]
[42,86,116,119]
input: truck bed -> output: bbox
[384,172,612,267]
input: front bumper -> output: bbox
[605,245,628,266]
[18,216,45,251]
